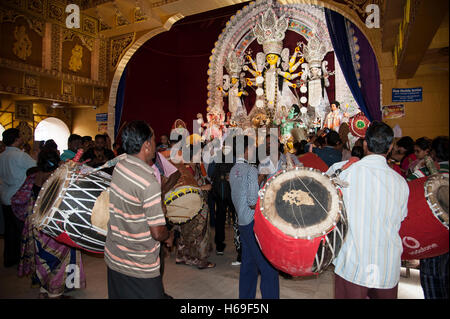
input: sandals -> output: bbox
[197,261,216,270]
[176,258,216,269]
[39,292,73,299]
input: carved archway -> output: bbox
[106,1,380,139]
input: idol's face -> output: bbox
[331,104,337,111]
[266,54,279,66]
[231,77,238,85]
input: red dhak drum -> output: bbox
[400,173,449,260]
[254,167,347,276]
[349,112,370,138]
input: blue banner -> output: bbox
[392,87,422,102]
[96,113,108,122]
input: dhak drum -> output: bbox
[33,162,111,253]
[164,163,203,224]
[400,173,449,260]
[254,167,347,276]
[349,112,370,138]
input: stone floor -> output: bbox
[0,225,424,299]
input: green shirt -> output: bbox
[406,161,449,181]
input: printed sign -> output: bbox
[392,87,422,102]
[382,104,405,120]
[96,113,108,122]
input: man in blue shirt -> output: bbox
[60,134,82,162]
[229,135,279,299]
[309,130,342,167]
[0,128,36,267]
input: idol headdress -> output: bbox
[302,36,328,68]
[252,7,288,56]
[225,51,244,78]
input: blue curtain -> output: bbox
[324,9,374,121]
[114,65,128,139]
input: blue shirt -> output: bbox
[0,146,36,205]
[312,146,342,167]
[60,149,76,162]
[230,158,259,226]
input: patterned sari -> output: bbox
[14,174,86,297]
[175,164,213,266]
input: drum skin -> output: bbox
[400,176,449,260]
[254,198,328,276]
[164,162,203,224]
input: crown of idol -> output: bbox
[252,8,288,56]
[303,36,328,68]
[225,52,244,78]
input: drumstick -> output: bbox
[80,153,127,177]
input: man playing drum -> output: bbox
[333,121,409,299]
[407,136,449,299]
[104,121,174,299]
[230,135,279,299]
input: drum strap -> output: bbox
[330,156,360,186]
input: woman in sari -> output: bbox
[12,147,86,298]
[175,144,215,269]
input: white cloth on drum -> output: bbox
[333,154,409,289]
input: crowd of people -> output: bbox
[0,119,448,300]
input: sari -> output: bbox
[13,173,86,297]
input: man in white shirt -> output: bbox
[0,128,36,267]
[333,121,409,299]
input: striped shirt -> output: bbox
[333,154,409,289]
[104,155,166,279]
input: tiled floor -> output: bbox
[0,226,424,299]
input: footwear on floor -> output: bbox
[231,261,241,266]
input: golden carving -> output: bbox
[69,44,83,72]
[13,25,32,61]
[110,33,135,69]
[17,120,33,143]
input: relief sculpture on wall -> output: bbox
[69,44,83,72]
[13,25,32,60]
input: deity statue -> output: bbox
[300,37,331,122]
[248,8,303,126]
[13,26,32,61]
[323,101,350,132]
[69,44,83,72]
[220,52,248,123]
[202,107,225,142]
[280,104,303,148]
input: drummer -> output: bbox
[333,121,409,299]
[230,135,279,299]
[104,121,174,299]
[406,136,449,299]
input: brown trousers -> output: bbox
[334,274,398,299]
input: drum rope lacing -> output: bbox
[40,166,109,250]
